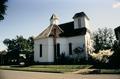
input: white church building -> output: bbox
[34,12,92,63]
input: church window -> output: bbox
[40,44,42,57]
[56,43,60,56]
[69,43,72,55]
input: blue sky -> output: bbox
[0,0,120,51]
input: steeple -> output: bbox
[73,12,90,29]
[50,14,59,25]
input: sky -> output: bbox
[0,0,120,51]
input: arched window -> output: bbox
[69,43,72,55]
[56,43,60,56]
[40,44,42,57]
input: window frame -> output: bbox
[69,43,72,55]
[39,44,42,57]
[78,18,81,28]
[56,43,60,57]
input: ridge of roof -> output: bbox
[59,21,74,26]
[34,25,52,40]
[34,24,63,40]
[59,21,74,33]
[73,12,89,20]
[35,12,90,40]
[60,27,87,37]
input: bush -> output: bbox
[56,52,87,65]
[88,50,114,68]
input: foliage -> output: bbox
[3,36,34,52]
[0,0,8,20]
[3,36,34,65]
[89,40,120,69]
[93,27,115,52]
[73,47,84,54]
[55,53,71,64]
[56,47,87,65]
[88,49,115,69]
[89,50,113,64]
[71,47,87,64]
[109,40,120,68]
[0,50,8,65]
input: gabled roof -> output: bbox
[59,21,74,33]
[35,21,90,39]
[35,12,90,40]
[50,14,59,20]
[34,24,63,40]
[59,21,89,37]
[73,12,89,20]
[60,27,87,37]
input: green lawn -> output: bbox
[100,69,120,74]
[1,65,120,74]
[30,65,92,69]
[0,65,92,73]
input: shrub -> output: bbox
[89,49,113,68]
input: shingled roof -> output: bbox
[59,21,74,32]
[35,21,89,39]
[35,12,90,39]
[60,27,88,37]
[34,24,63,40]
[73,12,89,20]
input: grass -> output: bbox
[0,65,120,74]
[0,65,92,73]
[30,65,92,69]
[73,69,120,74]
[100,69,120,74]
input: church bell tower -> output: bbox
[50,14,59,25]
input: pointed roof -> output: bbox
[34,24,63,40]
[35,12,90,40]
[50,14,59,20]
[73,12,89,20]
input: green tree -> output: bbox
[0,0,8,20]
[93,27,115,52]
[3,36,34,52]
[3,36,34,65]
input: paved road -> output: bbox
[0,70,120,79]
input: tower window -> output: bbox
[40,44,42,57]
[78,18,81,28]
